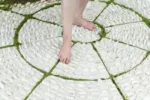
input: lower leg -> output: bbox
[75,0,88,18]
[58,0,77,64]
[61,0,77,39]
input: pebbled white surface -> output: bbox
[19,37,64,72]
[0,10,24,47]
[106,22,150,50]
[12,1,60,14]
[115,0,150,19]
[52,43,109,79]
[19,19,63,72]
[94,38,146,75]
[72,25,101,42]
[115,56,150,100]
[0,0,150,99]
[19,19,62,43]
[27,76,122,100]
[96,3,142,27]
[33,5,62,25]
[0,47,43,100]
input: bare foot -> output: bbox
[58,38,72,64]
[73,17,97,31]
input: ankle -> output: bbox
[63,35,71,42]
[62,39,72,47]
[73,15,82,22]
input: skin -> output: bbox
[58,0,97,64]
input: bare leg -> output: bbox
[73,0,96,31]
[58,0,78,64]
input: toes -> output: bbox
[60,56,64,62]
[62,58,66,63]
[59,56,70,64]
[58,52,71,64]
[93,26,97,31]
[91,23,97,30]
[65,58,69,64]
[66,58,70,64]
[58,54,61,60]
[86,21,97,31]
[60,56,67,64]
[58,52,61,58]
[58,54,61,59]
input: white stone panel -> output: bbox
[106,22,150,50]
[27,76,122,100]
[52,43,109,79]
[96,4,142,27]
[115,0,150,19]
[12,1,59,14]
[0,47,43,100]
[115,56,150,100]
[0,10,24,47]
[72,25,101,42]
[19,19,62,43]
[94,38,146,75]
[19,37,65,72]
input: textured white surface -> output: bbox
[96,3,142,27]
[0,0,150,99]
[115,56,150,100]
[106,22,150,50]
[0,10,24,47]
[52,43,109,79]
[94,38,146,75]
[19,19,62,43]
[115,0,150,19]
[19,38,64,72]
[19,19,63,72]
[33,5,61,25]
[72,25,101,42]
[12,1,59,14]
[82,1,107,21]
[27,76,122,100]
[0,47,43,100]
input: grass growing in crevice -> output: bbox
[0,5,12,11]
[13,15,33,45]
[91,43,111,75]
[0,44,17,49]
[105,20,143,28]
[95,22,108,38]
[89,42,128,99]
[91,33,128,99]
[128,50,150,71]
[31,16,61,26]
[13,16,47,74]
[111,78,128,100]
[105,37,148,51]
[0,0,44,11]
[1,0,43,5]
[24,73,47,100]
[51,73,98,81]
[17,45,47,74]
[32,1,61,15]
[93,0,112,22]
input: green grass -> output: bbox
[0,0,42,5]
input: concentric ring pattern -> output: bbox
[0,0,150,100]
